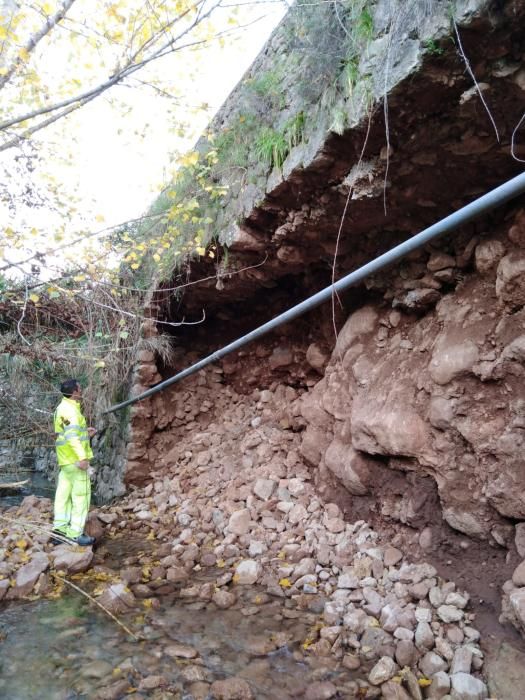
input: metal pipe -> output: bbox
[105,170,525,414]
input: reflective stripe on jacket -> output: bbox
[54,397,93,467]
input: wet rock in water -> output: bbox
[181,665,210,683]
[97,583,136,614]
[212,589,236,609]
[234,560,261,585]
[51,545,93,574]
[121,566,142,584]
[138,674,168,690]
[187,681,211,700]
[80,660,114,679]
[96,679,130,700]
[368,656,397,685]
[304,680,337,700]
[210,676,254,699]
[450,672,488,699]
[164,642,198,659]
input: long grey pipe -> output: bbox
[105,170,525,414]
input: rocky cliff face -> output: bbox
[124,0,525,535]
[300,209,525,544]
[127,204,525,540]
[120,0,525,649]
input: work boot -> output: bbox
[71,534,95,546]
[50,530,67,546]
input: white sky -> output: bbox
[0,1,286,276]
[57,6,286,225]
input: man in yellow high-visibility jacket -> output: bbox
[52,379,96,546]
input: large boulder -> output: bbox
[324,439,379,495]
[51,544,93,574]
[332,306,378,359]
[351,394,430,461]
[496,253,525,308]
[9,552,50,598]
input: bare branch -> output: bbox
[0,0,78,90]
[16,280,32,346]
[0,0,217,139]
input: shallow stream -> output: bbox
[0,536,362,700]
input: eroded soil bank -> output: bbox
[4,288,525,699]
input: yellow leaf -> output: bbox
[152,253,160,262]
[143,598,153,608]
[0,67,7,76]
[95,214,105,222]
[195,246,205,256]
[277,551,286,560]
[279,578,292,588]
[232,574,240,584]
[130,263,140,270]
[181,151,199,167]
[216,559,225,568]
[18,47,30,61]
[73,274,86,282]
[29,293,39,303]
[418,679,432,687]
[15,539,28,550]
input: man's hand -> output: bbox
[77,459,89,471]
[88,427,97,438]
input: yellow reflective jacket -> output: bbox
[54,397,93,467]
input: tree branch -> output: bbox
[0,0,78,91]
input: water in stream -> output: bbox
[0,471,55,508]
[0,583,359,699]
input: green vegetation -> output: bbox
[284,111,305,150]
[214,114,258,168]
[423,38,444,56]
[254,127,288,169]
[356,6,374,42]
[253,111,305,170]
[125,0,377,280]
[330,106,348,136]
[248,68,286,109]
